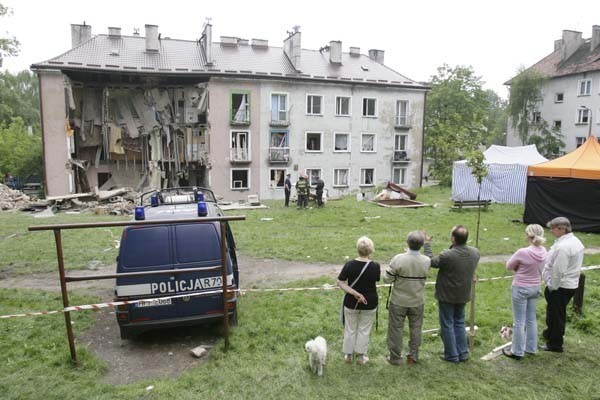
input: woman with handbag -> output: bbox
[337,236,381,365]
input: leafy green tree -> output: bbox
[0,3,20,67]
[0,117,42,179]
[483,90,508,146]
[527,120,565,158]
[508,68,546,144]
[0,70,40,130]
[425,65,490,185]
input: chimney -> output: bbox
[559,30,583,61]
[145,24,159,52]
[329,40,342,64]
[592,25,600,52]
[251,38,268,48]
[71,23,92,48]
[368,49,385,64]
[283,26,301,71]
[108,27,121,38]
[349,47,360,57]
[554,39,563,52]
[201,23,213,65]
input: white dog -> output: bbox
[305,336,327,376]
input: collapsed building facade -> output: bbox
[32,23,429,201]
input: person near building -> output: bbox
[295,175,309,209]
[541,217,584,353]
[284,173,292,207]
[314,176,325,207]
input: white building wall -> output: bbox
[507,71,600,152]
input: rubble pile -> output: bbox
[0,184,37,211]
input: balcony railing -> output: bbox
[393,150,409,162]
[230,148,250,163]
[269,147,290,163]
[270,118,290,127]
[395,115,410,128]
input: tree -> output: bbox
[0,3,20,67]
[0,70,40,130]
[0,117,42,179]
[425,65,491,185]
[483,90,508,147]
[527,120,565,158]
[508,68,546,144]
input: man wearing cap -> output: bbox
[541,217,584,353]
[284,173,292,207]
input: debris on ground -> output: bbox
[190,346,208,358]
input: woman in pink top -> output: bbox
[503,224,547,360]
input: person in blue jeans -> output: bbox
[503,224,547,360]
[424,226,479,363]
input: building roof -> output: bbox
[527,135,600,179]
[31,34,428,90]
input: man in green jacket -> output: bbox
[424,225,479,363]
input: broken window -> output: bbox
[269,130,289,161]
[230,130,250,161]
[269,169,286,188]
[336,96,351,116]
[362,98,377,117]
[334,132,350,152]
[231,169,250,189]
[360,168,375,186]
[306,94,322,115]
[231,92,250,123]
[306,132,322,152]
[271,93,288,122]
[334,168,349,187]
[306,169,321,186]
[392,167,407,185]
[396,100,409,126]
[361,133,376,152]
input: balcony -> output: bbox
[270,118,290,127]
[393,150,410,163]
[269,147,290,163]
[230,148,251,163]
[394,115,411,129]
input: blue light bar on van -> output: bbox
[150,194,159,207]
[196,192,205,202]
[197,201,208,217]
[135,206,146,220]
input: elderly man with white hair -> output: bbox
[541,217,584,353]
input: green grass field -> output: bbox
[1,186,599,399]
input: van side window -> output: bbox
[174,224,222,263]
[121,227,171,269]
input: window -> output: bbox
[361,133,376,152]
[305,169,322,186]
[360,168,375,186]
[555,93,564,103]
[333,168,349,187]
[230,130,250,161]
[532,111,541,124]
[231,169,250,190]
[306,94,323,115]
[553,120,562,131]
[335,96,351,116]
[578,79,592,96]
[392,167,407,185]
[333,132,350,152]
[269,169,286,188]
[269,130,289,162]
[396,100,409,126]
[231,92,250,123]
[362,98,377,117]
[577,108,590,124]
[271,93,288,123]
[305,131,323,152]
[394,134,408,161]
[576,137,586,148]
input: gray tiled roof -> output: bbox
[31,35,427,89]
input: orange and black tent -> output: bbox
[524,136,600,232]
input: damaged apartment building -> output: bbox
[32,23,429,201]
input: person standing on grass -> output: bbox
[384,231,431,366]
[502,224,547,360]
[541,217,584,353]
[295,175,309,209]
[424,225,479,363]
[284,173,292,207]
[315,176,325,207]
[337,236,381,365]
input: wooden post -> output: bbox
[220,221,230,351]
[573,273,586,315]
[53,229,78,364]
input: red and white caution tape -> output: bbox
[1,265,599,320]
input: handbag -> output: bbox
[340,261,371,326]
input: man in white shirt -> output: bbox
[541,217,584,353]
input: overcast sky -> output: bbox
[2,0,598,98]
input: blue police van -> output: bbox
[114,187,239,339]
